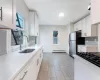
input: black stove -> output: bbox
[77,52,100,67]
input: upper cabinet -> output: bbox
[0,0,16,29]
[34,13,39,36]
[91,0,100,24]
[74,20,82,31]
[82,15,98,37]
[74,15,98,37]
[29,11,39,36]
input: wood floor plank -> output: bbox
[37,53,74,80]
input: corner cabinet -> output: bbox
[29,11,39,36]
[0,0,16,29]
[91,0,100,24]
[14,48,43,80]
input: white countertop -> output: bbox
[0,45,42,80]
[74,55,100,72]
[74,55,100,80]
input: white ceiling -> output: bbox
[24,0,90,25]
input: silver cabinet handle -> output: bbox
[20,71,28,80]
[0,7,2,21]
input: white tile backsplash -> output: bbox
[85,37,98,45]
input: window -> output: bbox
[16,13,24,28]
[53,31,58,44]
[11,30,23,45]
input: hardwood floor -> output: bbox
[37,53,74,80]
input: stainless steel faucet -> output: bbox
[20,35,29,50]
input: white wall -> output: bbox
[40,25,67,53]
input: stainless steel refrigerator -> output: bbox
[69,31,85,58]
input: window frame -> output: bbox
[16,13,24,28]
[53,30,59,45]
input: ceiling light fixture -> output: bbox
[59,13,64,17]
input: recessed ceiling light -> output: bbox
[59,13,64,17]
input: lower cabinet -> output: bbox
[14,48,43,80]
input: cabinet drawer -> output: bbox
[14,65,29,80]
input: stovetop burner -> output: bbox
[77,52,100,67]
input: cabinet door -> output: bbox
[29,12,35,36]
[86,15,97,37]
[74,23,78,31]
[23,60,37,80]
[35,13,39,36]
[12,0,16,29]
[91,0,100,24]
[14,65,29,80]
[14,50,43,80]
[0,0,14,29]
[78,21,82,30]
[14,57,37,80]
[86,15,91,37]
[82,18,87,37]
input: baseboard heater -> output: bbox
[52,50,66,53]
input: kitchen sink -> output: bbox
[20,49,35,53]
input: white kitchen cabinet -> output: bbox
[29,12,35,36]
[14,57,37,80]
[85,15,97,37]
[74,21,82,31]
[29,11,39,36]
[74,15,98,37]
[86,15,97,37]
[91,0,100,24]
[14,48,43,80]
[78,20,82,30]
[81,17,87,37]
[0,0,16,29]
[74,23,78,31]
[34,13,39,36]
[14,64,29,80]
